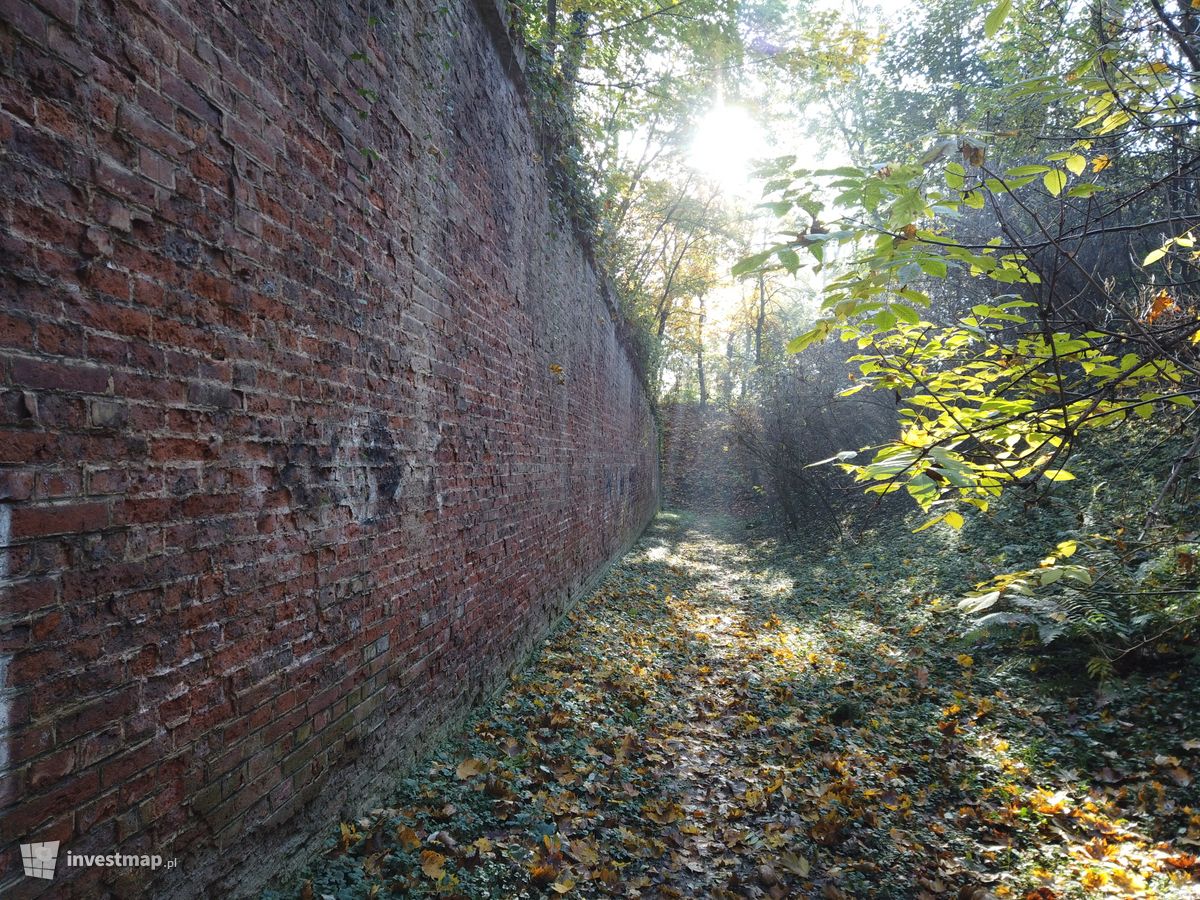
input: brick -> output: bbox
[11,501,109,538]
[117,102,190,156]
[185,382,239,409]
[35,0,78,27]
[138,146,176,188]
[29,745,76,790]
[10,357,110,393]
[85,466,128,494]
[0,469,36,500]
[4,1,48,45]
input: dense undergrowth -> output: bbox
[915,423,1199,680]
[267,426,1199,899]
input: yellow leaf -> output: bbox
[1081,869,1108,889]
[550,877,576,894]
[456,757,486,779]
[1065,154,1086,175]
[956,654,974,668]
[1042,468,1075,482]
[1043,168,1067,196]
[1091,154,1111,172]
[914,513,947,532]
[779,850,811,876]
[1032,789,1069,814]
[420,849,446,880]
[945,510,964,529]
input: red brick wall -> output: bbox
[0,0,658,894]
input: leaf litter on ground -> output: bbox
[269,511,1200,899]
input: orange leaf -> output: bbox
[1168,766,1192,787]
[396,825,421,851]
[1147,289,1178,324]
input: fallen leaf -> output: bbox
[419,849,446,880]
[396,825,420,851]
[779,850,811,876]
[456,757,486,779]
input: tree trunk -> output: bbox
[723,331,734,405]
[696,294,708,409]
[754,274,766,367]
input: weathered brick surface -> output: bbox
[0,0,658,894]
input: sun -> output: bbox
[688,104,767,197]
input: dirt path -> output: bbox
[274,512,1200,899]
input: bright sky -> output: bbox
[688,104,763,197]
[672,0,921,336]
[684,0,917,197]
[687,102,849,198]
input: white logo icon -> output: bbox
[20,841,60,879]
